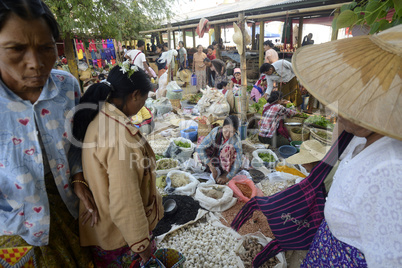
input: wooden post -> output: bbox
[173,31,176,50]
[192,28,196,48]
[251,22,256,50]
[167,23,172,82]
[159,32,163,45]
[331,8,340,41]
[239,12,248,124]
[297,17,303,48]
[214,25,221,59]
[65,34,80,87]
[259,20,265,66]
[182,30,187,48]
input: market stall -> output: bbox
[143,85,336,267]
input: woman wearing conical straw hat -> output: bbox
[293,25,402,267]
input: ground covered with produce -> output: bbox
[144,91,334,267]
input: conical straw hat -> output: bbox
[287,140,330,165]
[233,22,243,55]
[292,25,402,141]
[179,69,192,83]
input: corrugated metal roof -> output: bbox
[171,0,306,24]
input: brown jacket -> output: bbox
[79,103,163,253]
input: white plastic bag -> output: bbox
[206,100,230,117]
[165,170,200,196]
[181,158,205,173]
[166,81,183,100]
[234,232,287,268]
[155,158,180,177]
[163,137,195,163]
[194,184,237,212]
[157,72,168,98]
[153,97,172,116]
[191,172,215,185]
[251,149,279,169]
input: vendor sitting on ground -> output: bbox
[229,68,241,89]
[197,115,243,185]
[258,91,297,148]
[131,106,154,135]
[251,75,268,102]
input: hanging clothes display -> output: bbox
[75,39,85,52]
[102,39,107,49]
[89,39,97,52]
[94,50,101,60]
[95,39,103,52]
[77,49,84,60]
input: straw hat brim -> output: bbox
[179,69,192,83]
[233,22,243,55]
[286,150,321,165]
[287,140,329,165]
[292,25,402,141]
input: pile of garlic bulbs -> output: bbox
[158,219,242,267]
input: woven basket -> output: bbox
[285,116,305,124]
[310,128,333,145]
[198,123,211,137]
[289,127,310,141]
[154,248,186,268]
[169,99,181,110]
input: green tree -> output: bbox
[333,0,401,34]
[44,0,173,83]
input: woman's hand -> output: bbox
[72,172,99,227]
[208,163,218,179]
[216,175,229,185]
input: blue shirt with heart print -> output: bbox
[0,69,82,246]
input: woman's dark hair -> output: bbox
[223,115,239,131]
[267,91,283,104]
[157,44,163,50]
[263,40,274,48]
[73,64,152,142]
[217,81,228,90]
[0,0,59,39]
[212,41,218,46]
[203,58,211,63]
[260,63,272,74]
[179,41,184,46]
[197,44,203,49]
[163,43,168,48]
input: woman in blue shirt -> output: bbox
[196,115,243,184]
[0,1,96,266]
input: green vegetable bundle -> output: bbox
[286,102,295,108]
[250,97,268,115]
[258,153,275,163]
[174,140,191,148]
[305,115,334,129]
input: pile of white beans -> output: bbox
[158,220,241,267]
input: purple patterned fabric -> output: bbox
[91,234,156,267]
[301,219,367,267]
[231,131,354,267]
